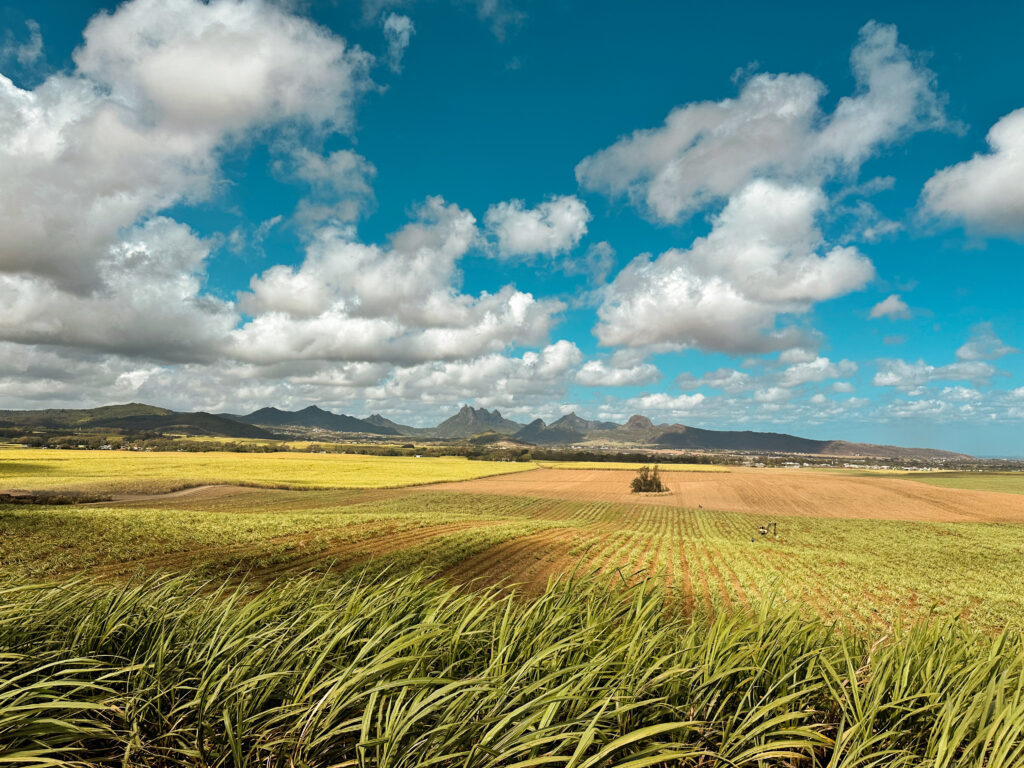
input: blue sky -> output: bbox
[0,0,1022,455]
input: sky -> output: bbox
[0,0,1022,456]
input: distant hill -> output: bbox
[654,425,831,453]
[88,412,274,439]
[0,402,970,459]
[817,441,969,461]
[512,412,601,445]
[364,414,434,438]
[510,412,967,459]
[0,403,172,428]
[0,403,273,439]
[432,405,523,439]
[229,406,399,436]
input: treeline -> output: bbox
[10,434,286,452]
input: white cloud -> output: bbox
[778,347,818,364]
[676,368,753,394]
[235,196,564,365]
[779,356,857,387]
[485,195,591,258]
[575,359,660,387]
[365,341,582,409]
[869,293,911,319]
[382,13,414,72]
[288,147,377,227]
[361,0,523,41]
[0,0,373,291]
[955,323,1016,361]
[873,359,997,391]
[923,108,1024,236]
[2,19,43,67]
[74,0,372,134]
[754,386,791,404]
[624,392,705,414]
[0,218,236,363]
[833,381,855,393]
[561,241,615,284]
[595,180,875,353]
[576,22,945,223]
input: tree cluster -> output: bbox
[631,465,667,493]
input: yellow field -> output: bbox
[172,435,407,450]
[535,461,728,472]
[0,448,536,494]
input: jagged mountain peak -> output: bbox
[625,414,655,430]
[432,405,523,438]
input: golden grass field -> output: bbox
[0,447,535,493]
[3,449,1024,630]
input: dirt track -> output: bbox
[422,468,1024,523]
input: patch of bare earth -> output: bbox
[421,468,1024,523]
[441,527,583,597]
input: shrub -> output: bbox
[631,464,666,493]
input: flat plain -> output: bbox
[7,448,1024,765]
[3,450,1024,631]
[424,466,1024,522]
[0,447,535,493]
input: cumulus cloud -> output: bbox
[576,22,945,223]
[754,387,791,404]
[382,13,414,72]
[287,147,377,227]
[0,218,236,363]
[575,359,660,387]
[595,180,875,353]
[676,368,753,394]
[74,0,372,134]
[923,108,1024,236]
[778,347,818,364]
[0,0,373,292]
[365,341,582,409]
[235,196,564,365]
[955,323,1016,361]
[869,294,911,319]
[623,392,705,415]
[485,195,591,258]
[779,356,857,387]
[873,359,997,391]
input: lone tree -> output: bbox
[631,465,666,493]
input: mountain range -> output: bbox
[0,402,968,459]
[0,403,273,439]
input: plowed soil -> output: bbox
[441,527,583,596]
[422,468,1024,523]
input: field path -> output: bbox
[90,484,249,504]
[421,468,1024,523]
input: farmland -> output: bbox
[5,450,1024,764]
[902,470,1024,495]
[3,456,1024,629]
[0,447,534,494]
[427,466,1024,522]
